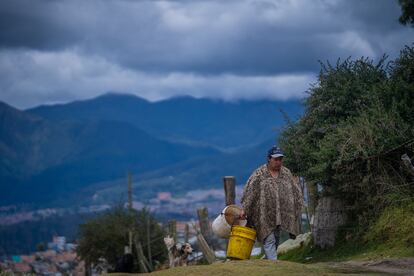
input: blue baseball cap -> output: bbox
[268,146,284,158]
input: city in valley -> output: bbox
[0,186,246,274]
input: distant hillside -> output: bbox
[71,138,274,206]
[28,93,303,149]
[1,94,303,207]
[0,101,66,181]
[0,101,218,206]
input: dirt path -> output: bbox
[327,257,414,276]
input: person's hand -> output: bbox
[239,210,247,220]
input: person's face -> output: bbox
[268,156,283,171]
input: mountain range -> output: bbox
[0,93,303,207]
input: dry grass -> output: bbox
[106,259,381,276]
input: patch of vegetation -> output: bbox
[77,206,166,273]
[364,201,414,257]
[280,201,414,263]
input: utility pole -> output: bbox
[128,172,133,253]
[146,215,153,271]
[128,172,133,210]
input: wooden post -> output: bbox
[223,177,236,253]
[169,220,177,240]
[191,222,215,264]
[197,232,216,264]
[146,216,153,271]
[197,207,212,242]
[223,176,236,206]
[134,239,150,273]
[185,223,189,243]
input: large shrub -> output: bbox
[280,45,414,230]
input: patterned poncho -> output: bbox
[241,164,303,242]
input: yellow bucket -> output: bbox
[226,225,256,260]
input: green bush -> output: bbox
[280,45,414,231]
[76,206,166,272]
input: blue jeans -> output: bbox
[263,227,281,260]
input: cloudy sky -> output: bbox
[0,0,413,109]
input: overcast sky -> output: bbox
[0,0,413,108]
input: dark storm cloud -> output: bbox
[0,0,413,108]
[0,1,82,49]
[1,0,411,75]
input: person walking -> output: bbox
[241,146,303,260]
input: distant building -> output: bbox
[48,236,66,251]
[157,192,172,201]
[13,262,31,273]
[41,250,57,258]
[11,255,21,263]
[21,255,35,263]
[65,243,77,251]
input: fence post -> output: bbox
[191,222,216,264]
[134,238,151,273]
[169,220,177,241]
[223,176,236,206]
[185,223,189,243]
[197,207,212,243]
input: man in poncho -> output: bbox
[241,146,303,260]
